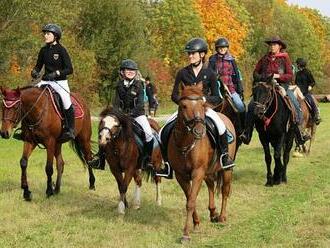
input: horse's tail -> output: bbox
[69,139,87,167]
[216,171,223,196]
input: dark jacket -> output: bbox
[113,79,145,117]
[295,68,315,95]
[145,83,157,107]
[209,53,243,95]
[33,43,73,81]
[171,64,221,106]
[253,52,293,85]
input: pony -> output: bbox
[252,81,295,186]
[166,82,236,242]
[97,107,162,214]
[0,86,95,200]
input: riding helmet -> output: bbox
[184,38,208,53]
[42,23,62,40]
[296,58,307,68]
[215,37,229,48]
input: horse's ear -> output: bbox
[196,81,203,91]
[180,82,186,91]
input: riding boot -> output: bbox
[88,146,106,170]
[239,111,254,145]
[59,105,75,143]
[218,131,235,170]
[237,112,246,135]
[294,123,310,145]
[142,139,154,170]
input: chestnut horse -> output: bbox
[0,86,95,200]
[97,107,162,214]
[167,82,236,242]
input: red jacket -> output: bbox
[254,52,293,84]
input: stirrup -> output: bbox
[220,153,235,170]
[58,130,75,143]
[155,162,173,179]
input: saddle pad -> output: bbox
[47,87,84,120]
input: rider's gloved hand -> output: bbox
[308,86,312,91]
[44,72,57,81]
[31,69,40,79]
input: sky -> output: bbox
[286,0,330,17]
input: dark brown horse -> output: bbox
[0,86,95,200]
[97,107,162,214]
[166,82,236,242]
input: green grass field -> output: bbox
[0,104,329,248]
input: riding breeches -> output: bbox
[134,115,153,142]
[283,85,303,124]
[37,80,72,109]
[160,108,226,137]
[231,92,245,113]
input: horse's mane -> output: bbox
[100,106,134,140]
[180,83,203,99]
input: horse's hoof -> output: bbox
[193,224,201,233]
[46,189,54,197]
[181,235,191,243]
[218,215,227,223]
[273,179,281,185]
[211,215,220,223]
[89,185,96,191]
[265,183,273,187]
[54,188,60,195]
[23,190,32,201]
[118,201,126,215]
[132,205,140,210]
[281,177,287,184]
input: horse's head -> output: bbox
[178,82,206,139]
[252,81,275,119]
[98,115,122,146]
[0,86,22,138]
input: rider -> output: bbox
[295,58,321,125]
[208,37,246,134]
[240,36,309,145]
[90,59,154,170]
[31,23,74,142]
[157,38,235,176]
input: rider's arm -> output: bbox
[278,56,293,83]
[171,70,183,104]
[131,81,145,116]
[59,46,73,77]
[33,47,45,73]
[306,69,316,88]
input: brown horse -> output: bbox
[167,82,236,242]
[0,86,95,200]
[97,107,162,214]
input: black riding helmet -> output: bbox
[120,59,138,70]
[215,37,229,48]
[296,58,307,68]
[42,23,62,40]
[184,38,208,53]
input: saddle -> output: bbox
[45,86,84,120]
[275,86,297,124]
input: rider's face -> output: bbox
[217,47,228,55]
[123,69,137,80]
[44,32,56,44]
[270,43,281,54]
[187,51,203,65]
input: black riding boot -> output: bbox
[294,124,310,145]
[237,111,246,135]
[88,146,106,170]
[218,131,235,169]
[142,139,154,170]
[59,105,75,143]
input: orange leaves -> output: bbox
[194,0,248,58]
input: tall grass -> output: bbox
[0,105,329,248]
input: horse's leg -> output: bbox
[154,175,162,206]
[219,169,232,222]
[205,177,218,222]
[45,140,56,197]
[20,142,36,201]
[54,143,64,194]
[282,130,294,184]
[259,135,272,186]
[273,136,285,185]
[75,135,95,190]
[132,169,142,209]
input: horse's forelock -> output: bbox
[180,85,203,99]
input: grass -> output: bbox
[0,104,329,248]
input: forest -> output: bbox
[1,0,330,107]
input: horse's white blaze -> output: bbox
[118,200,126,214]
[156,183,162,206]
[133,185,141,209]
[99,116,119,145]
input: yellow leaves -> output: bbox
[9,55,20,75]
[194,0,248,58]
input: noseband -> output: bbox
[99,123,122,141]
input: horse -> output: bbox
[252,81,295,186]
[0,86,95,201]
[166,82,236,242]
[97,107,162,214]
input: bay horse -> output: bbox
[0,86,95,200]
[253,81,294,186]
[97,107,162,214]
[167,82,236,242]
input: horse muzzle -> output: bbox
[0,130,10,139]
